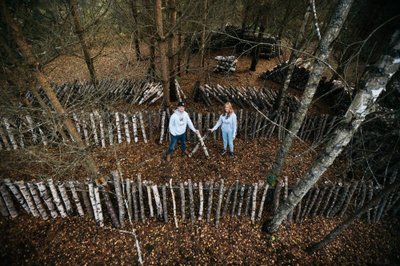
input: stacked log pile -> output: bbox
[25,79,170,107]
[193,84,300,111]
[0,108,339,150]
[214,56,237,73]
[260,61,310,90]
[0,177,397,228]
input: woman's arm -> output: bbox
[232,113,237,138]
[211,115,222,131]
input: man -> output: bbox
[166,101,199,162]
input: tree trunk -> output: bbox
[249,23,265,71]
[307,179,400,253]
[0,0,99,178]
[268,0,354,181]
[69,0,97,85]
[168,0,177,101]
[200,0,209,68]
[154,0,170,107]
[273,3,312,112]
[130,0,142,61]
[266,30,400,233]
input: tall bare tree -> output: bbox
[268,0,354,182]
[154,0,170,107]
[267,30,400,232]
[0,0,99,178]
[69,0,97,85]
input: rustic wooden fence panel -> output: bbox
[1,177,398,227]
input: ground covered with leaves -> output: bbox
[1,136,347,186]
[0,215,399,265]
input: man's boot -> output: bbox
[166,154,171,162]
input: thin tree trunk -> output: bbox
[307,179,400,253]
[69,0,97,85]
[268,0,354,181]
[250,23,265,71]
[168,0,177,101]
[154,0,170,107]
[273,4,312,112]
[200,0,209,68]
[266,30,400,233]
[0,0,99,178]
[130,0,142,61]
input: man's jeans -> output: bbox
[166,133,186,155]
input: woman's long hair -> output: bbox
[223,102,234,117]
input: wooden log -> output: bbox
[4,179,30,214]
[132,113,139,143]
[179,182,186,220]
[27,182,48,220]
[90,112,99,145]
[115,112,122,144]
[198,181,204,220]
[146,185,154,218]
[215,180,225,227]
[137,175,145,222]
[251,183,258,223]
[123,113,131,144]
[80,182,94,219]
[319,185,335,216]
[101,186,120,228]
[111,170,125,227]
[151,185,163,218]
[237,185,245,216]
[326,185,342,217]
[0,189,9,216]
[68,181,84,217]
[124,179,132,221]
[94,186,104,227]
[257,183,269,220]
[330,183,350,217]
[107,112,114,145]
[81,113,90,146]
[94,111,106,148]
[139,112,147,143]
[16,181,39,218]
[159,111,166,144]
[36,181,58,219]
[206,181,214,222]
[3,118,17,149]
[304,188,320,219]
[312,186,328,217]
[212,113,216,140]
[300,189,313,221]
[339,181,359,217]
[169,179,178,227]
[222,184,234,217]
[0,182,18,218]
[132,183,139,222]
[273,180,283,214]
[294,198,303,223]
[194,131,209,157]
[188,179,195,222]
[375,193,389,222]
[57,182,73,215]
[162,184,168,222]
[0,126,11,150]
[231,180,239,216]
[244,185,253,216]
[244,111,249,141]
[88,182,100,224]
[356,182,367,209]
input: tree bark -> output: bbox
[0,0,99,178]
[200,0,209,68]
[249,22,265,72]
[307,179,400,253]
[268,0,354,181]
[273,3,312,112]
[130,0,142,61]
[69,0,97,85]
[154,0,170,107]
[168,0,177,101]
[266,30,400,233]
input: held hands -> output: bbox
[195,129,200,134]
[208,128,214,132]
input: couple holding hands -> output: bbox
[166,101,237,162]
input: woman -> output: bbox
[209,102,237,157]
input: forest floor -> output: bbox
[1,216,399,265]
[1,45,398,265]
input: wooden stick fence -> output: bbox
[1,177,398,228]
[0,108,339,151]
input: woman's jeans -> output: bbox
[167,133,186,155]
[222,130,234,152]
